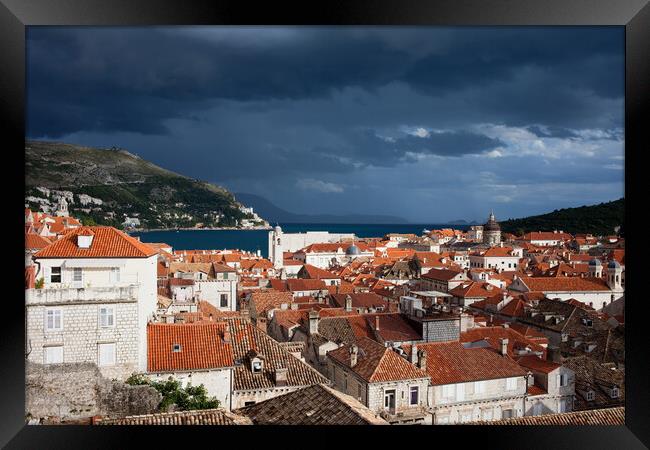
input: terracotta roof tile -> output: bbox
[34,226,157,258]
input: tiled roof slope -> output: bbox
[401,341,527,385]
[518,275,611,292]
[227,318,329,391]
[467,407,624,425]
[236,384,388,425]
[97,408,252,425]
[34,226,157,258]
[328,337,429,383]
[147,322,234,372]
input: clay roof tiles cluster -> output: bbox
[467,407,624,425]
[147,322,234,372]
[97,408,251,425]
[401,341,527,385]
[235,384,388,425]
[34,226,157,258]
[328,337,429,383]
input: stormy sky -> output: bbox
[26,27,624,223]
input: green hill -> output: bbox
[25,140,267,229]
[500,198,624,237]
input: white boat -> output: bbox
[422,228,431,234]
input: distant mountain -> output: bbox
[25,140,266,229]
[444,219,480,225]
[234,192,409,224]
[499,198,624,236]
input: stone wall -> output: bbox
[422,319,460,342]
[26,362,161,422]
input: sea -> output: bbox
[130,223,470,258]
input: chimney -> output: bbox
[223,324,231,343]
[274,367,288,387]
[290,303,299,310]
[410,344,418,364]
[257,317,267,333]
[308,309,319,335]
[375,315,380,331]
[499,338,509,356]
[345,295,353,312]
[527,371,535,387]
[503,322,509,329]
[349,345,359,367]
[417,350,427,371]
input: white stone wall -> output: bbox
[469,255,520,270]
[232,386,307,409]
[149,369,233,411]
[196,279,239,311]
[26,300,139,380]
[431,376,527,423]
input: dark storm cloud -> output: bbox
[27,27,623,139]
[338,129,505,167]
[26,27,624,221]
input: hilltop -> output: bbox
[25,141,268,230]
[499,198,624,237]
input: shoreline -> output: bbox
[129,226,273,233]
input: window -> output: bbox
[610,387,619,399]
[474,380,486,394]
[586,391,595,401]
[172,343,182,352]
[442,384,455,400]
[244,401,256,406]
[220,294,228,308]
[506,377,518,391]
[557,373,568,387]
[456,383,465,401]
[44,346,63,364]
[99,307,115,328]
[533,402,543,416]
[45,309,62,331]
[559,399,567,413]
[502,408,514,419]
[98,343,116,366]
[109,267,121,283]
[410,386,419,405]
[460,411,473,422]
[223,273,229,280]
[252,360,263,373]
[50,267,62,283]
[73,267,83,285]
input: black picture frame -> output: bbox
[1,0,647,448]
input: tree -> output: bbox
[125,374,220,412]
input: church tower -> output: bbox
[606,260,622,290]
[55,196,69,217]
[482,210,501,246]
[268,225,284,269]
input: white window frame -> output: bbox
[44,345,64,364]
[109,267,121,284]
[45,309,63,331]
[409,385,419,406]
[474,380,486,394]
[98,342,116,367]
[50,266,62,283]
[73,267,83,286]
[505,377,518,391]
[456,383,465,401]
[441,384,455,400]
[220,294,229,308]
[99,306,115,328]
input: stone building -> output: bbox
[27,226,158,379]
[483,211,502,246]
[326,337,431,424]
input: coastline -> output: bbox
[129,225,273,233]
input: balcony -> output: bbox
[380,406,429,424]
[25,284,139,305]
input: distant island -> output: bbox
[25,141,269,230]
[233,192,409,225]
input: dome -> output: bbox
[589,258,602,266]
[346,244,361,256]
[484,211,500,231]
[607,260,621,269]
[274,225,282,234]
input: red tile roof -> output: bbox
[421,268,464,281]
[516,355,561,374]
[517,276,611,292]
[34,226,157,258]
[460,327,547,358]
[401,341,527,385]
[286,279,327,292]
[25,233,52,250]
[328,337,429,383]
[300,264,341,280]
[147,322,234,372]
